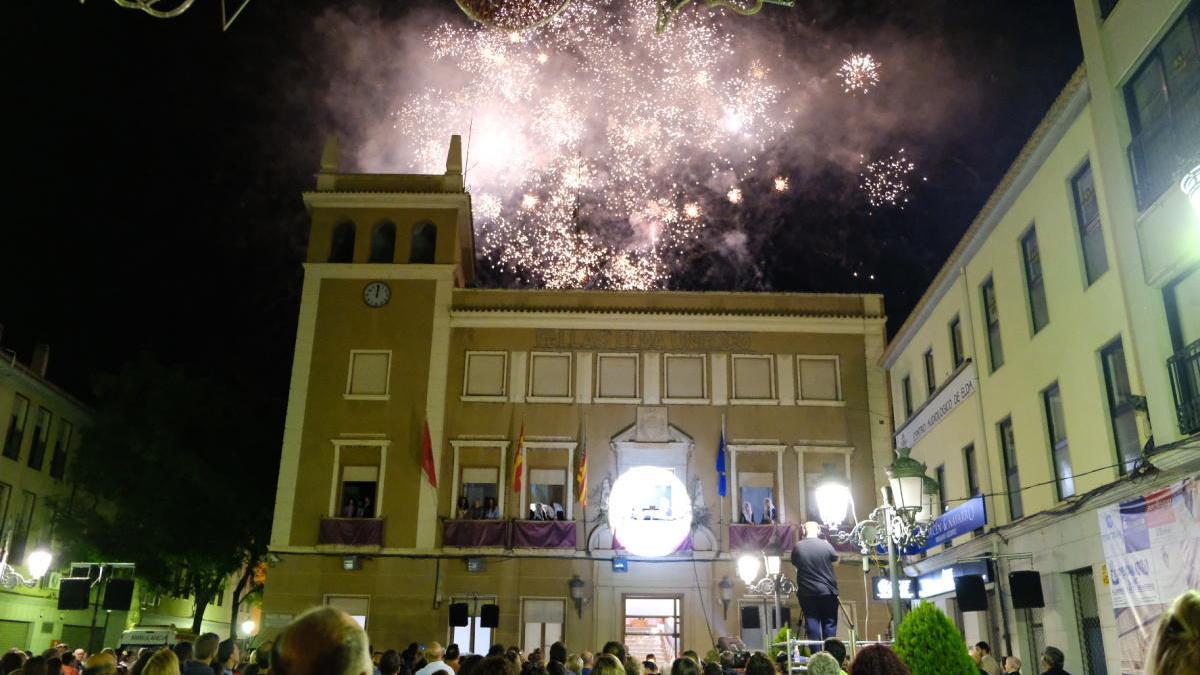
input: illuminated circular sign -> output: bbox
[608,466,692,557]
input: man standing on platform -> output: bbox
[791,521,840,640]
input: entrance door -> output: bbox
[0,620,31,652]
[61,624,106,653]
[1070,569,1108,675]
[623,596,681,663]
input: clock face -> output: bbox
[363,281,391,308]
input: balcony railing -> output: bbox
[1168,339,1200,436]
[318,517,384,546]
[1128,84,1200,211]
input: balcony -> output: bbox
[440,519,578,549]
[1128,84,1200,212]
[318,517,384,546]
[1168,339,1200,436]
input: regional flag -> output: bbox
[577,445,589,508]
[716,418,727,498]
[421,420,437,488]
[513,422,525,493]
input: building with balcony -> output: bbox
[261,137,895,656]
[880,2,1200,674]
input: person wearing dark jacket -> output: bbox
[1038,647,1070,675]
[181,634,220,675]
[791,521,840,640]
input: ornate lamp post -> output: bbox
[719,576,734,619]
[1182,164,1200,216]
[0,548,53,590]
[736,549,795,650]
[813,448,937,633]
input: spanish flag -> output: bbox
[512,422,525,493]
[576,445,589,509]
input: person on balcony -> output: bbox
[739,501,754,524]
[760,498,777,524]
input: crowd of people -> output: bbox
[4,588,1196,675]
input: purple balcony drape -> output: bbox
[728,524,796,551]
[443,519,508,547]
[511,520,577,548]
[319,518,385,546]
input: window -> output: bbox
[731,355,773,402]
[796,356,841,403]
[1021,227,1049,333]
[901,375,913,419]
[0,483,11,539]
[1071,162,1108,285]
[1100,339,1142,474]
[923,348,937,396]
[522,598,565,655]
[27,408,51,471]
[528,469,567,521]
[963,444,983,536]
[410,222,437,263]
[738,470,778,525]
[450,595,495,655]
[336,465,379,518]
[950,316,965,368]
[998,417,1022,520]
[329,221,356,263]
[664,354,708,401]
[596,353,640,401]
[10,491,35,564]
[50,419,72,480]
[3,394,29,460]
[1125,6,1200,210]
[463,351,508,400]
[1098,0,1119,19]
[346,350,391,398]
[624,597,681,664]
[800,454,847,524]
[1043,384,1075,499]
[326,595,370,629]
[981,277,1004,371]
[459,467,500,519]
[1164,265,1200,434]
[368,221,396,263]
[935,466,948,550]
[528,352,573,401]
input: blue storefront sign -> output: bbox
[922,494,987,550]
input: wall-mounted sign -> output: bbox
[916,560,991,599]
[872,576,919,600]
[895,361,977,448]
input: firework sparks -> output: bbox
[773,176,789,192]
[859,148,921,209]
[384,0,791,289]
[727,188,743,204]
[838,53,880,95]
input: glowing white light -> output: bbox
[241,619,257,635]
[722,109,745,133]
[815,481,852,525]
[537,52,549,64]
[25,550,52,580]
[1182,165,1200,216]
[684,202,701,219]
[608,466,692,557]
[838,53,880,94]
[736,554,761,584]
[727,188,742,204]
[773,176,789,192]
[522,193,540,209]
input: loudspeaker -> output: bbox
[57,578,91,610]
[741,606,760,629]
[955,574,988,612]
[1009,571,1045,609]
[103,578,135,611]
[449,603,469,627]
[480,603,500,628]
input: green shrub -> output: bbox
[894,602,977,675]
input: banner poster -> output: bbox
[1096,476,1200,674]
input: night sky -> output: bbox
[2,0,1081,425]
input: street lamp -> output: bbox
[1182,164,1200,216]
[813,448,936,633]
[568,575,587,618]
[0,548,53,590]
[240,619,257,636]
[735,550,795,651]
[719,576,734,619]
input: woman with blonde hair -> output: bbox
[1146,589,1200,675]
[141,648,181,675]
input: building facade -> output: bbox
[881,2,1200,674]
[262,138,896,657]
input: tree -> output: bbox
[54,355,277,636]
[894,602,977,675]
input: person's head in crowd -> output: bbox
[21,656,47,675]
[549,644,567,666]
[216,639,238,671]
[581,653,594,669]
[806,653,842,675]
[128,650,153,675]
[2,650,27,674]
[461,654,484,675]
[718,652,734,670]
[821,639,847,668]
[424,644,447,664]
[975,643,992,657]
[590,655,624,675]
[1039,647,1064,674]
[702,662,723,675]
[669,656,700,675]
[61,651,77,668]
[487,646,506,658]
[193,634,221,665]
[847,645,911,675]
[251,642,273,668]
[622,656,642,675]
[681,653,698,665]
[83,651,118,675]
[382,650,404,675]
[1003,656,1022,673]
[566,654,583,675]
[601,644,626,665]
[446,644,462,672]
[642,661,656,674]
[475,656,520,675]
[271,606,373,675]
[74,650,87,664]
[142,649,181,675]
[743,653,773,675]
[1146,589,1200,675]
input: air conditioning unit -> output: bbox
[46,572,62,590]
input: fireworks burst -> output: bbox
[859,148,923,209]
[838,53,880,95]
[773,176,789,192]
[727,188,743,204]
[384,0,791,289]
